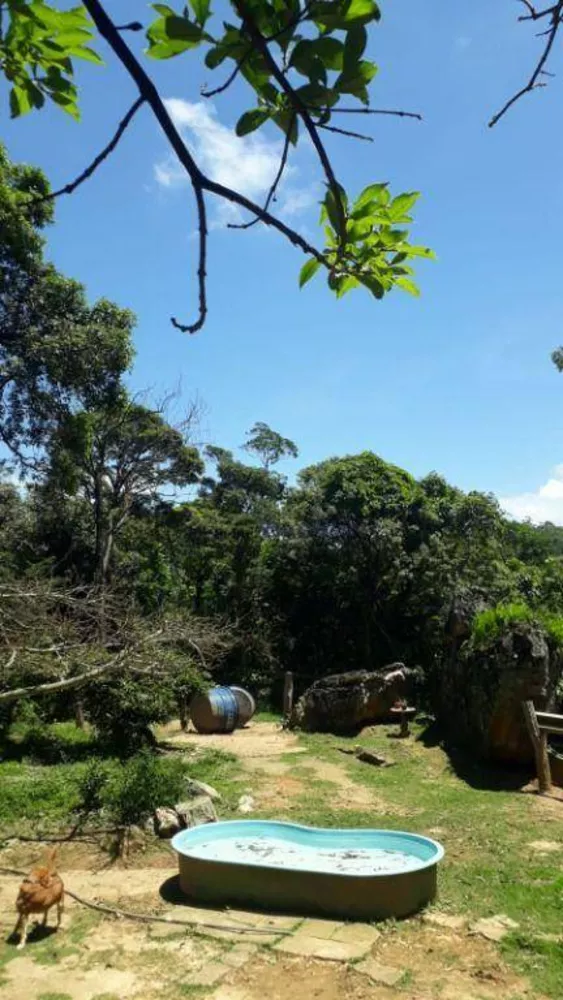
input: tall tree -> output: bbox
[47,398,203,586]
[243,422,298,470]
[0,143,135,470]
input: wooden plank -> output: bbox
[522,701,552,794]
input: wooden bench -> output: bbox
[522,700,563,794]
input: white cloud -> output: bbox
[499,465,563,524]
[154,98,314,226]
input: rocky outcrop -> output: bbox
[289,665,412,734]
[440,621,562,762]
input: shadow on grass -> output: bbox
[417,719,533,792]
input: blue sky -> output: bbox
[4,1,563,520]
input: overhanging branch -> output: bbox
[489,0,563,126]
[29,98,145,205]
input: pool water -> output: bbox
[187,836,420,875]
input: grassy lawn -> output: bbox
[282,723,563,997]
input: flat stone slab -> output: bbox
[356,958,405,987]
[469,914,519,942]
[299,918,343,939]
[275,935,369,961]
[274,918,378,961]
[423,911,467,931]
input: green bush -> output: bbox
[78,751,188,827]
[472,602,563,649]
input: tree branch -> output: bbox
[228,113,295,231]
[489,0,563,126]
[234,0,347,249]
[28,98,145,205]
[319,122,373,142]
[171,186,208,334]
[0,653,126,705]
[316,107,422,120]
[201,50,250,98]
[80,0,327,334]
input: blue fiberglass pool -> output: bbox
[172,820,444,920]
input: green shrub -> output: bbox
[78,751,188,827]
[472,602,563,649]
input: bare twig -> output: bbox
[316,107,423,120]
[28,98,145,206]
[518,1,558,20]
[228,113,295,231]
[201,50,251,98]
[489,0,563,126]
[319,122,373,142]
[115,21,143,31]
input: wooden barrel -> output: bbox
[230,687,256,727]
[190,687,240,734]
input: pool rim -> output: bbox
[171,819,445,879]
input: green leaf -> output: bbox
[313,37,344,70]
[395,277,420,296]
[235,108,271,136]
[52,28,93,45]
[146,14,202,56]
[70,45,103,65]
[49,89,80,120]
[336,275,360,298]
[205,45,227,68]
[343,0,380,25]
[273,109,299,145]
[343,25,367,72]
[299,258,321,288]
[336,59,377,98]
[351,182,389,216]
[295,82,334,107]
[388,191,420,220]
[405,245,436,259]
[190,0,211,26]
[323,186,347,239]
[152,3,176,14]
[10,85,31,118]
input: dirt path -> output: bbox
[162,721,379,810]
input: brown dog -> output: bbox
[12,848,64,949]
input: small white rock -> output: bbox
[237,794,255,814]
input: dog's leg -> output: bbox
[56,895,64,928]
[16,914,29,949]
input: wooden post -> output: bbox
[522,700,552,794]
[283,671,294,719]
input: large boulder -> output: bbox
[289,664,412,734]
[175,797,217,828]
[440,621,562,762]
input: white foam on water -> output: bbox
[187,837,421,875]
